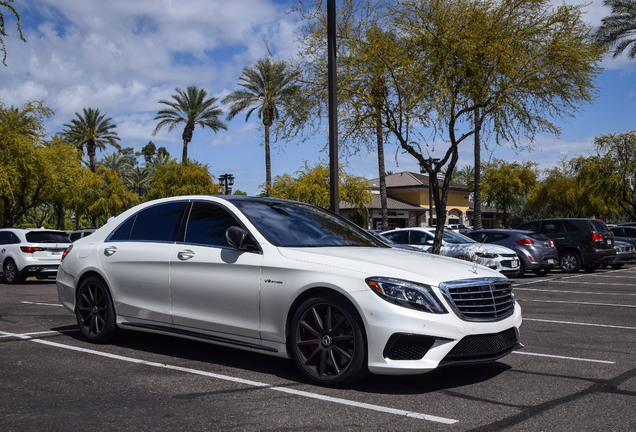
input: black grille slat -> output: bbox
[440,278,515,322]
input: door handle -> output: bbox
[177,250,195,261]
[104,246,117,257]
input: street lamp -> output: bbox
[219,173,234,195]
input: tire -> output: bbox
[559,251,581,273]
[610,263,624,269]
[75,277,117,343]
[290,294,366,387]
[532,268,550,276]
[516,260,525,277]
[3,259,25,284]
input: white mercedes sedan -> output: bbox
[57,196,522,387]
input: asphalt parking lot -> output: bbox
[1,267,634,431]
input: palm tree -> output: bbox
[153,85,227,163]
[222,57,301,194]
[60,108,120,172]
[594,0,636,59]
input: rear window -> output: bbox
[588,220,609,233]
[25,232,71,243]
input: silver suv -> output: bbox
[0,228,72,284]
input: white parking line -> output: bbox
[524,318,636,330]
[519,299,636,308]
[513,351,615,364]
[20,301,64,307]
[1,330,458,425]
[514,287,636,296]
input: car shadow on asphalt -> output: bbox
[53,324,513,393]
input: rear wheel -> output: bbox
[583,263,600,273]
[532,268,550,276]
[3,259,25,284]
[290,295,366,387]
[75,277,117,343]
[559,251,581,273]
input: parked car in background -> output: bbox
[447,224,472,235]
[380,227,520,275]
[601,240,636,269]
[466,229,558,276]
[515,218,616,273]
[56,196,523,387]
[610,225,636,248]
[0,228,72,283]
[68,228,96,242]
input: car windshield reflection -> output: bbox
[232,199,381,248]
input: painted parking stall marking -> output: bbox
[0,329,459,425]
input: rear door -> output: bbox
[100,201,187,324]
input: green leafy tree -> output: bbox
[0,0,25,66]
[0,101,53,226]
[594,131,636,218]
[223,57,302,194]
[270,162,371,213]
[60,108,121,172]
[377,0,601,252]
[85,167,139,226]
[153,86,227,163]
[594,0,636,59]
[481,160,537,227]
[146,161,223,200]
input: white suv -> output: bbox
[0,228,72,283]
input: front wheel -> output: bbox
[290,295,366,387]
[75,277,117,343]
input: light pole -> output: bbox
[219,173,234,195]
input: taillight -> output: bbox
[61,245,73,262]
[549,239,555,247]
[516,238,534,246]
[591,233,604,242]
[20,246,45,253]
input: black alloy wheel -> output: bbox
[559,251,581,273]
[75,277,117,343]
[3,259,24,284]
[291,295,366,387]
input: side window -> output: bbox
[185,202,241,247]
[624,227,636,237]
[409,231,431,245]
[563,221,580,233]
[491,234,508,242]
[611,227,624,237]
[543,221,566,234]
[127,202,187,242]
[382,231,408,244]
[109,216,136,241]
[469,233,487,242]
[0,231,11,245]
[518,221,539,232]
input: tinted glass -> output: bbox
[517,221,539,232]
[442,230,475,244]
[467,232,487,242]
[109,216,135,241]
[543,221,566,234]
[232,200,380,247]
[382,231,409,244]
[0,231,12,245]
[129,202,187,242]
[25,232,71,243]
[624,227,636,237]
[563,221,580,233]
[611,227,624,236]
[409,230,432,245]
[185,202,239,247]
[490,233,509,242]
[589,220,609,233]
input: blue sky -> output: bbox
[1,0,634,195]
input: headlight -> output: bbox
[475,252,498,258]
[366,277,448,314]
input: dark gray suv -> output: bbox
[514,219,616,273]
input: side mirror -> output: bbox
[226,226,258,252]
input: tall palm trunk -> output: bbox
[264,123,272,196]
[182,122,195,163]
[376,106,388,230]
[87,139,97,172]
[473,108,483,230]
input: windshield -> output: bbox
[232,200,382,247]
[442,230,475,244]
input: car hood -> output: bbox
[277,246,504,286]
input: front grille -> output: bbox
[440,328,520,365]
[439,277,514,321]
